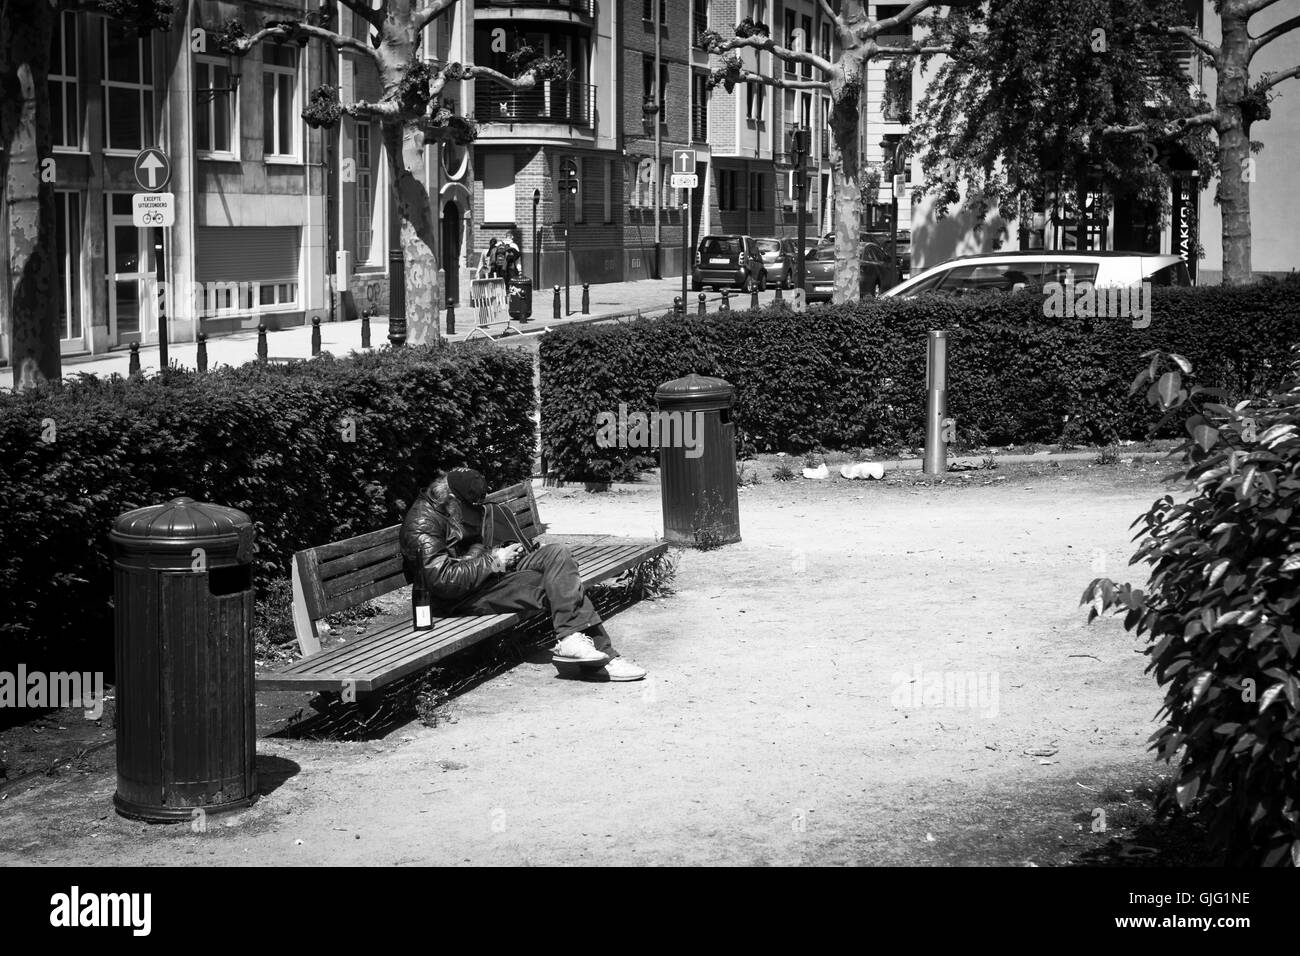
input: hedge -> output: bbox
[539,277,1300,480]
[0,343,536,672]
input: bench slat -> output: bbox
[313,525,401,562]
[322,570,409,616]
[278,614,500,674]
[318,538,402,581]
[322,554,405,599]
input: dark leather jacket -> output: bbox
[400,484,504,612]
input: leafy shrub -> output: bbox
[772,463,796,482]
[1085,349,1300,866]
[538,278,1300,480]
[0,343,536,673]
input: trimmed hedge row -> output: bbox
[0,343,536,670]
[539,277,1300,480]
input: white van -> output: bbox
[882,251,1193,298]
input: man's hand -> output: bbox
[491,544,525,572]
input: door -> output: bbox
[441,201,461,305]
[106,192,155,346]
[55,191,87,353]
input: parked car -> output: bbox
[803,240,900,301]
[754,237,796,289]
[692,235,767,292]
[882,251,1192,298]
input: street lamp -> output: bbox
[532,188,541,283]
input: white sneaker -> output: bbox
[600,657,647,681]
[553,632,609,664]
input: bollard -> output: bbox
[721,289,730,312]
[311,316,321,356]
[196,333,208,372]
[581,283,590,315]
[924,331,949,475]
[361,308,371,348]
[257,324,268,362]
[751,287,760,310]
[673,296,683,315]
[446,303,456,335]
[775,284,783,303]
[553,285,561,320]
[128,342,140,376]
[698,292,707,316]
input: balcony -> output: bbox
[475,79,594,127]
[477,0,594,25]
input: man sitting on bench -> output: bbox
[399,468,647,682]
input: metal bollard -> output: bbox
[698,292,707,316]
[581,283,590,315]
[196,333,208,372]
[924,330,949,475]
[257,324,268,363]
[673,296,683,315]
[311,316,321,356]
[751,287,760,310]
[721,289,730,312]
[128,342,140,376]
[775,284,784,303]
[361,309,371,348]
[553,285,561,320]
[446,303,456,336]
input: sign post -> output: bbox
[670,149,697,308]
[133,149,172,369]
[560,158,579,316]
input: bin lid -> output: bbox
[655,373,735,410]
[109,497,255,565]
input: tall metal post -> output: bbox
[388,249,407,347]
[564,194,572,316]
[532,188,541,283]
[681,200,689,312]
[653,0,662,280]
[794,129,807,289]
[924,331,949,475]
[154,232,168,370]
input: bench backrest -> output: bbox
[290,480,541,656]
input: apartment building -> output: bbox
[0,2,332,365]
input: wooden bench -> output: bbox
[256,480,668,694]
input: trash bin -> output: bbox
[110,496,257,822]
[655,373,741,547]
[508,275,533,321]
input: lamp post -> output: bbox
[532,188,541,283]
[792,128,808,289]
[643,99,662,279]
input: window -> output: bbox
[55,192,82,341]
[717,169,736,211]
[745,83,765,122]
[875,4,913,46]
[603,159,613,222]
[49,12,79,150]
[801,15,813,78]
[195,56,237,155]
[257,281,299,308]
[691,71,709,142]
[103,21,153,150]
[783,11,797,75]
[748,171,766,211]
[262,45,299,159]
[642,56,667,117]
[642,0,667,22]
[356,123,374,261]
[482,153,515,223]
[693,0,710,48]
[820,22,831,61]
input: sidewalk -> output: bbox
[2,276,788,389]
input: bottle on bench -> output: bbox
[412,585,434,631]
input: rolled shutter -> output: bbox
[194,226,300,282]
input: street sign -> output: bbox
[672,148,696,175]
[670,173,698,189]
[132,192,175,227]
[133,148,171,191]
[893,174,906,197]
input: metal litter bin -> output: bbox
[508,276,533,321]
[655,374,741,547]
[110,496,257,822]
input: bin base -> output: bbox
[114,791,257,823]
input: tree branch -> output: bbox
[338,0,383,30]
[413,0,457,34]
[715,33,835,77]
[1169,24,1220,61]
[1257,64,1300,94]
[458,63,544,90]
[1102,109,1221,137]
[344,97,400,120]
[735,69,832,92]
[861,0,936,41]
[1241,0,1285,13]
[817,0,850,43]
[1249,14,1300,58]
[226,22,383,66]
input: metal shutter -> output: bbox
[194,226,300,282]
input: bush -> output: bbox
[0,343,536,673]
[1086,349,1300,866]
[538,277,1300,480]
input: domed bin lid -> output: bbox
[655,373,735,411]
[110,497,255,567]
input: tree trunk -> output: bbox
[1216,10,1253,285]
[828,62,864,305]
[1,0,62,386]
[382,122,442,346]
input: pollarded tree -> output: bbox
[1,0,176,388]
[218,0,570,345]
[698,1,970,304]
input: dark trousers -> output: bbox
[448,544,617,657]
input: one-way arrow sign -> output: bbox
[133,148,171,192]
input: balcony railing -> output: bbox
[480,0,594,16]
[691,103,708,143]
[693,6,709,48]
[475,79,594,126]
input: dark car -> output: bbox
[754,237,796,289]
[692,235,767,292]
[803,240,899,301]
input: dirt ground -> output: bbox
[0,457,1201,866]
